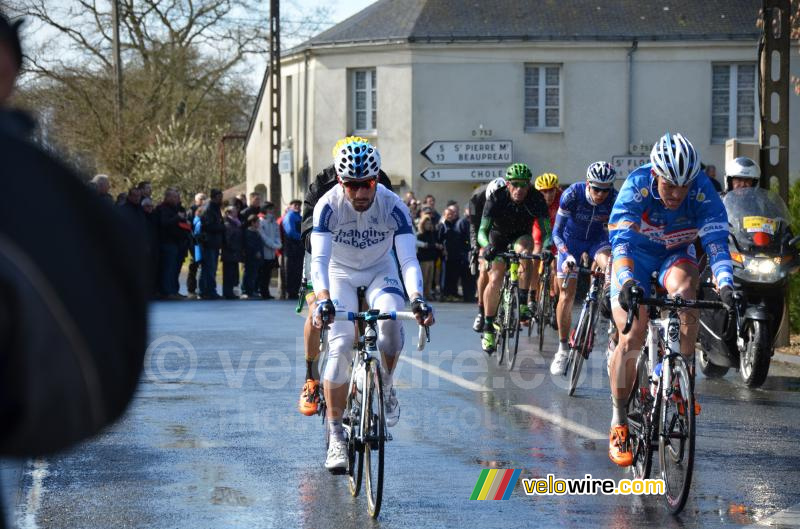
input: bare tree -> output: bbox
[8,0,328,185]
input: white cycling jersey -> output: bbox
[310,184,423,298]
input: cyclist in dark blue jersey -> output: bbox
[549,162,618,375]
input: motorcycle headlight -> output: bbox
[746,259,777,275]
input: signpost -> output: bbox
[421,140,512,165]
[420,166,506,182]
[611,155,649,179]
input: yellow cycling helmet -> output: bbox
[534,172,559,191]
[332,136,370,158]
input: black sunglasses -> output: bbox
[590,185,611,194]
[341,178,377,190]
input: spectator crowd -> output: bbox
[89,176,308,301]
[87,176,476,303]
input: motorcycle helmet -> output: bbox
[725,156,760,192]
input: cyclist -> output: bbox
[725,156,760,192]
[530,172,562,313]
[549,161,617,375]
[310,140,434,471]
[297,137,394,416]
[468,177,507,333]
[607,132,736,467]
[478,163,550,354]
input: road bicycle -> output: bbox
[562,265,605,396]
[532,253,558,352]
[490,251,540,371]
[622,286,727,514]
[320,308,429,518]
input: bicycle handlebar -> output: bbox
[346,310,431,351]
[621,294,729,335]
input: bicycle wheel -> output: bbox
[363,360,386,518]
[659,355,695,515]
[537,280,548,352]
[567,305,589,395]
[345,385,363,497]
[627,350,654,480]
[495,287,507,366]
[506,286,521,371]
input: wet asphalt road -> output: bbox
[6,300,800,528]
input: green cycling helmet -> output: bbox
[505,163,532,183]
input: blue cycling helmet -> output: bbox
[586,161,616,185]
[334,141,381,180]
[650,132,701,186]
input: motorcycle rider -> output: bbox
[725,157,760,192]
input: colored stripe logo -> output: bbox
[470,469,521,500]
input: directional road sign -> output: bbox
[420,166,506,182]
[421,141,513,165]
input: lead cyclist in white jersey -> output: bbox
[311,140,435,471]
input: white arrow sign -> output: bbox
[420,166,507,182]
[421,140,513,165]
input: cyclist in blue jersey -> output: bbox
[606,133,737,467]
[549,162,618,375]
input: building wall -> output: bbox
[246,40,800,211]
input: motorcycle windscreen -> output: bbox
[723,188,791,253]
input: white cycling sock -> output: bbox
[558,340,569,354]
[329,419,345,442]
[382,370,393,392]
[610,396,627,427]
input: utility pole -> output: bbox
[111,0,124,167]
[759,0,790,201]
[268,0,282,206]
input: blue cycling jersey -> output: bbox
[609,163,733,288]
[552,182,617,258]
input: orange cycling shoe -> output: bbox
[298,379,320,416]
[674,393,701,416]
[608,424,633,467]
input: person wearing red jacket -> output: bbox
[530,172,562,308]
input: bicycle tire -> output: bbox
[627,350,654,481]
[537,280,548,352]
[506,286,521,371]
[364,361,385,518]
[659,355,695,515]
[566,306,588,395]
[495,285,507,366]
[345,383,363,497]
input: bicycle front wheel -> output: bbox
[495,289,507,366]
[659,355,695,515]
[364,360,386,518]
[537,282,548,352]
[345,385,363,497]
[627,350,654,481]
[506,287,521,371]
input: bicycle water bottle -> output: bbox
[509,262,519,282]
[650,362,663,398]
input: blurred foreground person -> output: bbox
[0,13,148,527]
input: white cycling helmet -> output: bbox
[334,141,381,180]
[485,177,506,198]
[725,156,760,191]
[586,161,616,186]
[650,132,701,186]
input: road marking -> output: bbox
[400,355,488,392]
[748,501,800,527]
[18,458,48,529]
[399,356,606,440]
[512,404,606,440]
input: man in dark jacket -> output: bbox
[438,204,470,300]
[281,199,304,300]
[456,205,476,301]
[199,189,224,299]
[221,205,243,299]
[156,188,189,299]
[186,192,206,296]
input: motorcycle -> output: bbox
[697,187,800,387]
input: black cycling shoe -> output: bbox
[472,314,484,333]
